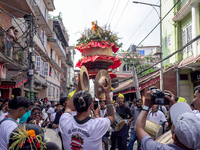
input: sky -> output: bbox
[50,0,161,66]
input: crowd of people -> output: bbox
[0,77,200,150]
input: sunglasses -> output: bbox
[32,111,41,115]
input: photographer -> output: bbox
[135,90,200,150]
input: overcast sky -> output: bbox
[50,0,161,67]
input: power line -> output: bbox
[113,0,130,31]
[109,0,120,25]
[106,0,117,25]
[112,34,200,85]
[124,0,160,47]
[132,0,181,50]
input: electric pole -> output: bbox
[25,14,35,101]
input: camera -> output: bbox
[151,89,170,105]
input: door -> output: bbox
[179,84,191,104]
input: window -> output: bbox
[56,88,60,98]
[57,72,59,80]
[123,64,132,72]
[50,49,53,58]
[44,62,49,76]
[165,36,171,47]
[35,56,41,72]
[49,66,52,76]
[48,86,51,96]
[182,24,192,53]
[138,50,145,55]
[54,70,57,79]
[40,59,44,75]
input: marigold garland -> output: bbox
[8,125,46,150]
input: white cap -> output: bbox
[170,102,200,149]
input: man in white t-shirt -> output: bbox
[59,78,114,150]
[147,105,168,131]
[47,101,55,127]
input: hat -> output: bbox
[111,87,114,91]
[11,95,14,98]
[170,102,200,149]
[177,97,187,103]
[68,90,76,99]
[31,106,41,112]
[118,93,124,98]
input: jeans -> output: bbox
[128,128,140,150]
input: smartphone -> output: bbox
[94,101,99,110]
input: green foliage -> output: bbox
[142,68,155,76]
[123,52,156,76]
[76,21,122,48]
[164,64,169,68]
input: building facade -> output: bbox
[161,0,200,104]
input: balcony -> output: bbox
[66,60,73,67]
[0,26,27,70]
[0,0,34,17]
[33,35,49,60]
[48,32,66,60]
[34,0,52,36]
[50,58,64,73]
[43,0,55,11]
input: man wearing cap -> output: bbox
[135,90,200,150]
[27,106,42,127]
[111,93,132,150]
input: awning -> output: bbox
[113,76,160,96]
[178,54,200,69]
[0,78,28,89]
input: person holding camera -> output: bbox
[59,78,115,150]
[135,90,200,150]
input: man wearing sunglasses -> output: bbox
[27,106,42,127]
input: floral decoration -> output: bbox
[76,21,122,49]
[9,125,46,150]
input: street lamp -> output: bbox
[133,1,163,90]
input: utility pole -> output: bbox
[159,0,163,91]
[132,66,141,100]
[25,14,35,101]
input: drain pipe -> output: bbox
[176,67,179,97]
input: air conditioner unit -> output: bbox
[152,47,161,55]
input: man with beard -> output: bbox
[128,99,142,150]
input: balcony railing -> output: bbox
[53,33,66,58]
[0,26,27,65]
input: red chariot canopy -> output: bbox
[75,55,121,69]
[76,41,119,53]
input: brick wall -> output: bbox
[141,69,177,102]
[0,4,12,30]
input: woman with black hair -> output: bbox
[0,97,30,150]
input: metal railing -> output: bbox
[53,33,66,57]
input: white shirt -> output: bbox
[147,110,167,124]
[0,115,18,150]
[47,107,55,122]
[59,113,111,150]
[193,110,200,118]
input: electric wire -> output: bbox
[113,0,130,31]
[124,0,160,47]
[126,0,181,52]
[106,0,117,25]
[109,0,121,26]
[111,34,200,85]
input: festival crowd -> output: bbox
[0,77,200,150]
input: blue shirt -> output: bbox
[19,110,31,124]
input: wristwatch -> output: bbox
[142,105,150,111]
